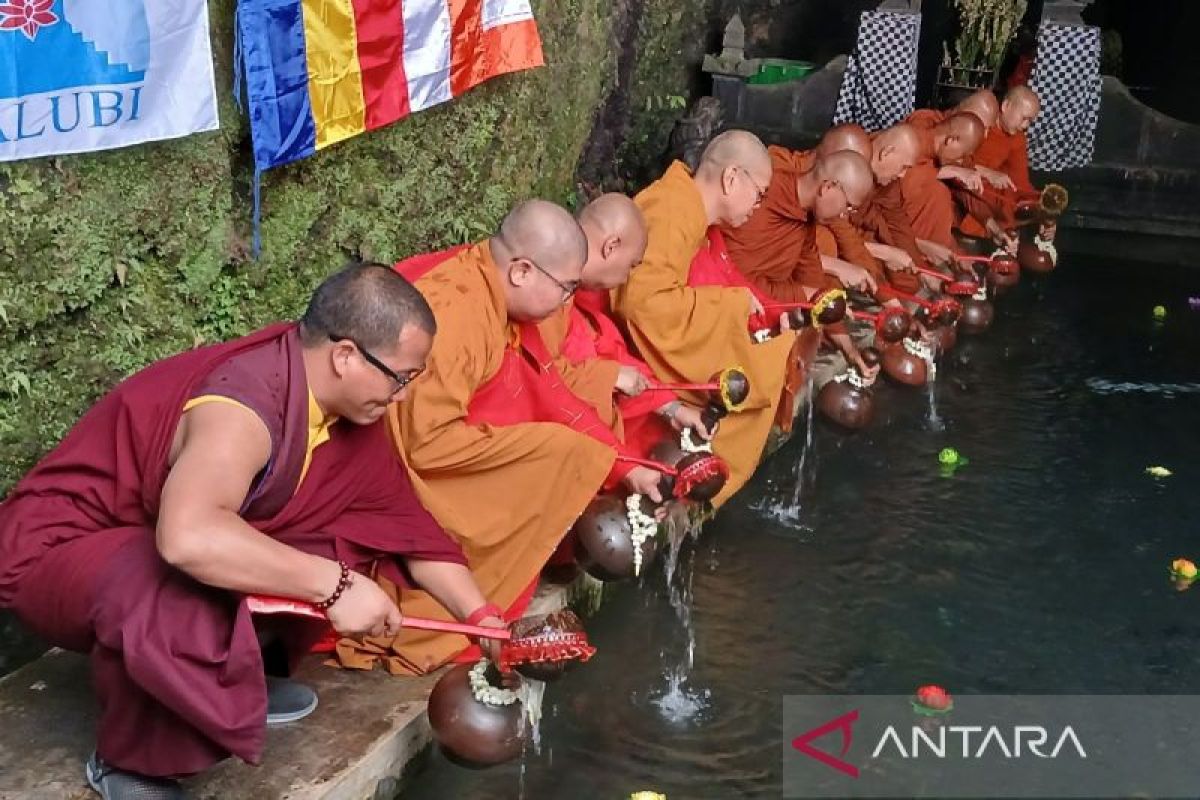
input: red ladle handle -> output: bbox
[246,595,513,640]
[615,454,679,476]
[654,382,720,392]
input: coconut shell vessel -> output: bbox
[427,662,528,767]
[817,378,875,431]
[958,297,994,335]
[882,342,929,387]
[572,494,659,581]
[1018,239,1055,274]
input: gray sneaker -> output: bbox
[85,752,186,799]
[265,675,318,726]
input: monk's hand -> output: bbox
[830,262,877,294]
[923,241,954,267]
[879,246,915,273]
[623,465,665,504]
[745,289,764,318]
[854,354,880,384]
[938,165,983,194]
[475,614,508,666]
[669,403,714,441]
[920,272,944,294]
[979,166,1016,191]
[324,571,404,639]
[615,365,649,397]
[986,219,1018,255]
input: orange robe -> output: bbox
[851,183,925,294]
[342,242,616,674]
[959,126,1039,238]
[768,145,907,301]
[904,108,1007,242]
[611,161,796,506]
[538,290,676,453]
[721,157,850,336]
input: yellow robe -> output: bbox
[338,242,615,675]
[610,161,796,506]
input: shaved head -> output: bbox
[579,192,646,249]
[1000,85,1041,135]
[496,199,587,274]
[696,129,773,228]
[956,89,1000,130]
[936,112,985,164]
[871,123,922,185]
[578,193,648,290]
[817,151,874,206]
[698,129,772,178]
[492,199,588,321]
[817,123,872,160]
[809,149,874,222]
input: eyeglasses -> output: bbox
[520,256,579,301]
[832,180,859,216]
[736,166,768,206]
[329,334,424,394]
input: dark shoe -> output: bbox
[266,675,318,726]
[85,752,186,799]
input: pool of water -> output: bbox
[401,258,1200,800]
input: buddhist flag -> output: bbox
[237,0,544,172]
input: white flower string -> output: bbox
[624,494,658,577]
[469,658,520,706]
[904,336,937,378]
[833,368,868,389]
[680,428,713,454]
[972,284,989,301]
[752,328,772,343]
[1034,235,1058,265]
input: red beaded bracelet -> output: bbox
[465,603,504,627]
[314,561,352,611]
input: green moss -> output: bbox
[0,0,615,492]
[618,0,710,185]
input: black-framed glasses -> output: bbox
[329,334,424,393]
[519,256,579,301]
[736,166,768,206]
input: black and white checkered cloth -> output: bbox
[1028,22,1102,170]
[833,10,922,132]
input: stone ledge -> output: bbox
[0,581,576,799]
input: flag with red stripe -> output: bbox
[237,0,543,171]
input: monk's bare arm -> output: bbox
[156,402,340,601]
[405,560,490,620]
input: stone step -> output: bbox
[0,581,577,799]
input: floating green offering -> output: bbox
[1153,305,1167,320]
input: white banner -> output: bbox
[0,0,218,162]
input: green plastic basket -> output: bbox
[746,59,817,85]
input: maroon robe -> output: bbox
[0,324,464,778]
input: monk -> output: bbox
[959,86,1051,240]
[340,200,665,676]
[611,130,797,505]
[0,265,489,796]
[789,124,930,298]
[855,123,947,292]
[722,148,881,378]
[899,112,1003,255]
[907,92,1019,254]
[539,193,713,451]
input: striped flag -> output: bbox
[237,0,543,172]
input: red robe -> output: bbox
[550,288,677,455]
[0,324,463,777]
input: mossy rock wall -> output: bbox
[0,0,617,492]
